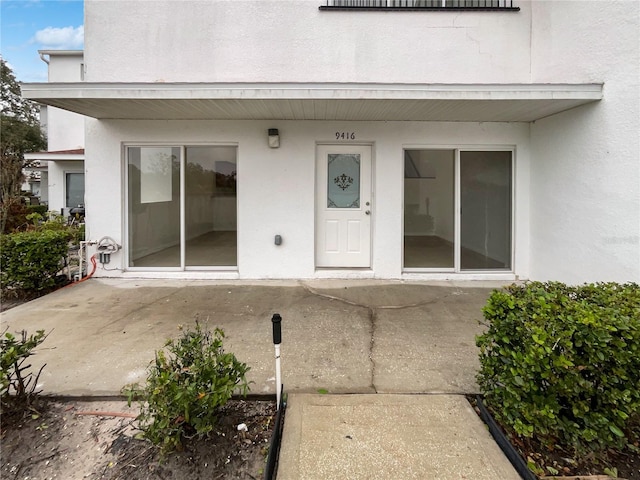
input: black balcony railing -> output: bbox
[320,0,519,11]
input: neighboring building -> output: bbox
[23,0,639,283]
[25,50,85,216]
[21,161,45,199]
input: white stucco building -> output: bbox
[25,50,85,215]
[23,0,639,283]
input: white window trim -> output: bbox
[63,170,85,210]
[401,145,516,276]
[123,142,239,273]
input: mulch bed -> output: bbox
[1,396,277,480]
[468,396,640,480]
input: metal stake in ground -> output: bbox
[271,313,282,409]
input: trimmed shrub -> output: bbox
[124,323,251,454]
[476,282,640,454]
[26,205,47,216]
[0,229,70,292]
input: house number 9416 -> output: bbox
[336,132,356,140]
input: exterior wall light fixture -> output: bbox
[268,128,280,148]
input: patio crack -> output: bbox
[298,282,469,394]
[298,282,463,311]
[299,283,379,393]
[369,307,378,393]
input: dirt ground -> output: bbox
[1,397,276,480]
[0,289,51,313]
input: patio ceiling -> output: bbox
[21,82,603,122]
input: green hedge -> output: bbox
[26,205,47,216]
[476,282,640,454]
[0,230,70,292]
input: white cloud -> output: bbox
[32,25,84,50]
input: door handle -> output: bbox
[365,210,371,215]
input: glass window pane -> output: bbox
[140,148,173,203]
[327,154,360,208]
[460,151,512,270]
[127,146,181,267]
[185,146,237,267]
[66,173,84,208]
[403,150,455,268]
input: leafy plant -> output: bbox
[476,282,640,457]
[35,212,85,245]
[26,204,47,217]
[71,223,85,246]
[0,329,48,411]
[124,322,251,454]
[0,229,71,292]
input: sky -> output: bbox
[1,0,84,83]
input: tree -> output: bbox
[0,58,47,233]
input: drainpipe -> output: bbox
[38,52,50,64]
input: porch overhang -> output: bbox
[21,82,603,122]
[24,149,85,162]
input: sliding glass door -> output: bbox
[185,147,237,267]
[403,149,512,271]
[404,149,455,268]
[127,145,237,270]
[460,151,511,270]
[127,147,181,267]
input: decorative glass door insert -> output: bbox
[327,154,360,208]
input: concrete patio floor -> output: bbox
[0,278,521,479]
[0,278,501,396]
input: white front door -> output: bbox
[316,144,372,268]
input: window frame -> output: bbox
[64,170,85,209]
[402,146,515,274]
[123,143,239,272]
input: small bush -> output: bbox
[476,282,640,455]
[70,223,85,246]
[35,212,85,245]
[125,322,251,454]
[34,212,84,245]
[26,204,47,217]
[37,212,68,232]
[0,229,70,292]
[1,329,48,412]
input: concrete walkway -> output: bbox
[1,278,520,479]
[279,394,520,480]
